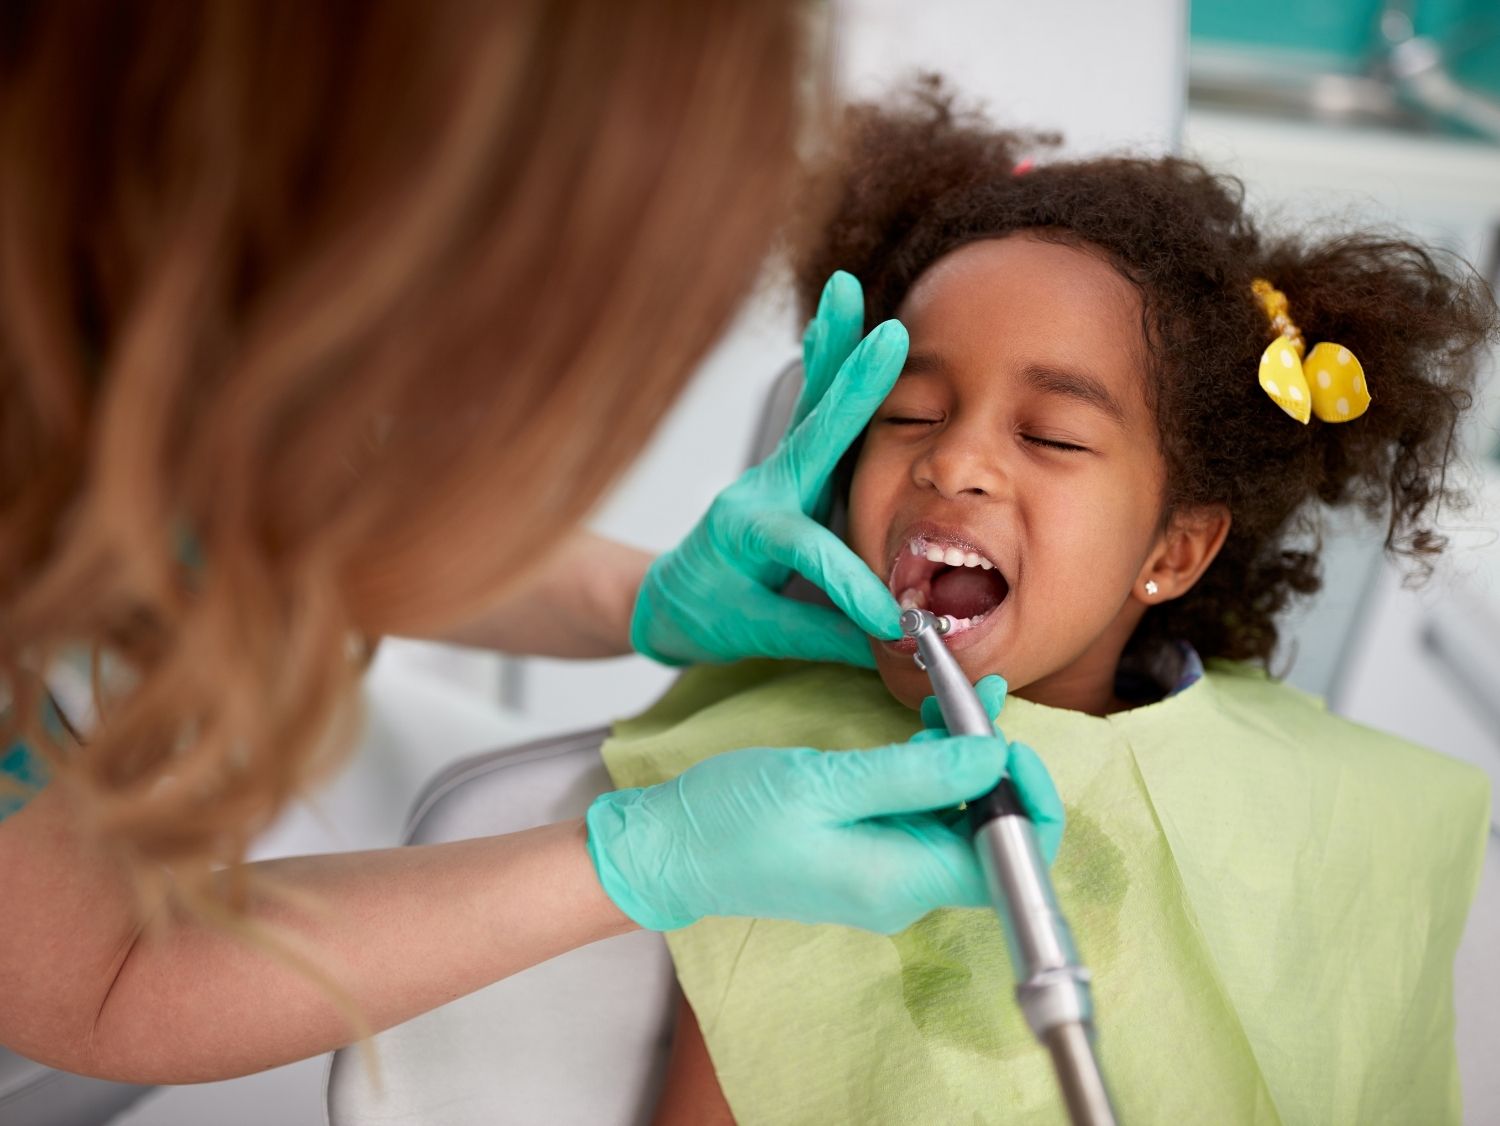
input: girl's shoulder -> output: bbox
[1113,659,1488,935]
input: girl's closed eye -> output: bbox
[1022,433,1090,453]
[876,410,1093,451]
[876,405,943,426]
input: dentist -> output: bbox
[0,0,1059,1083]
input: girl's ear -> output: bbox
[1135,506,1231,604]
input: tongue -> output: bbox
[929,566,1004,620]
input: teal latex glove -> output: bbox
[631,271,905,668]
[913,674,1066,865]
[586,733,1018,934]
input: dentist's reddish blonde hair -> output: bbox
[0,1,804,911]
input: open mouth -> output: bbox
[886,533,1011,645]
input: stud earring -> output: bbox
[1144,580,1159,596]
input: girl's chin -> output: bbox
[876,669,935,712]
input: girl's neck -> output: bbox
[1013,640,1133,717]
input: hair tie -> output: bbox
[1251,279,1370,424]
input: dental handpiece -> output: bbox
[900,608,1117,1126]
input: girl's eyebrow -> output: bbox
[1022,363,1127,426]
[899,350,947,377]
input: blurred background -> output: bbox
[104,1,1499,1122]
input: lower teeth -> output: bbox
[944,611,989,630]
[893,588,996,627]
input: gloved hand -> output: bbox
[631,271,904,668]
[587,733,1016,934]
[912,674,1066,864]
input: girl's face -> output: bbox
[848,234,1171,713]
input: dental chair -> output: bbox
[323,725,677,1125]
[0,1051,150,1126]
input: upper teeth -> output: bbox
[911,537,994,570]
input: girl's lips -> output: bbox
[881,528,1011,655]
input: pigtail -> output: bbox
[1146,231,1496,665]
[1256,235,1497,570]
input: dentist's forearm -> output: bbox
[88,821,636,1082]
[0,786,635,1084]
[439,530,651,658]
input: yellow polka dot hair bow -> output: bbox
[1251,279,1370,424]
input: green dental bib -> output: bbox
[602,661,1488,1125]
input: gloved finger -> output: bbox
[973,674,1008,721]
[919,694,945,732]
[805,474,837,531]
[907,727,946,744]
[1006,741,1066,865]
[756,512,902,640]
[817,734,1005,821]
[794,271,866,430]
[920,674,1007,735]
[781,319,908,500]
[732,582,879,667]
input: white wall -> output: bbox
[833,0,1186,156]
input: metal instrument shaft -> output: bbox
[900,608,1117,1126]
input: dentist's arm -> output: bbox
[441,529,651,658]
[0,782,633,1083]
[0,729,1037,1083]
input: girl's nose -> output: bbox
[913,426,1005,500]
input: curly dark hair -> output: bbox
[793,83,1499,666]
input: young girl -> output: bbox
[604,87,1499,1123]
